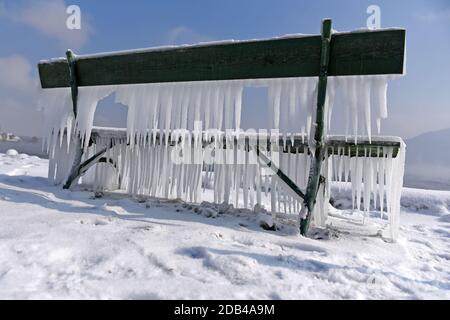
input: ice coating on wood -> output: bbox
[76,86,117,151]
[39,74,403,238]
[47,132,77,185]
[39,75,395,151]
[330,75,398,141]
[81,137,323,223]
[37,87,72,153]
[329,142,406,239]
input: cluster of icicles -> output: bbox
[39,75,404,238]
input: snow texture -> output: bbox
[0,152,448,299]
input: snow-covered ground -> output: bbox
[0,151,449,299]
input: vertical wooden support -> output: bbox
[63,49,84,190]
[300,19,332,235]
[66,50,78,117]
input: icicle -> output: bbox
[363,148,371,221]
[374,76,389,134]
[270,175,277,218]
[305,78,317,145]
[362,77,372,143]
[39,75,404,241]
[340,77,350,141]
[296,78,307,140]
[379,151,386,217]
[288,79,297,136]
[348,77,359,144]
[279,79,290,144]
[234,81,243,131]
[371,157,378,212]
[39,87,72,152]
[326,77,337,132]
[288,151,296,213]
[268,79,281,130]
[338,146,344,184]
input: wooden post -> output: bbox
[63,49,83,190]
[300,19,332,235]
[66,50,78,117]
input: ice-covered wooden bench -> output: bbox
[37,19,406,238]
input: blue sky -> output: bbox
[0,0,449,138]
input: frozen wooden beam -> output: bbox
[38,29,405,88]
[89,128,402,158]
[326,136,402,158]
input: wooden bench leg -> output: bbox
[255,146,305,202]
[63,142,108,189]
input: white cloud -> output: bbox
[0,55,37,93]
[1,0,92,49]
[165,26,213,45]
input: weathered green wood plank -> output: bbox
[89,128,402,158]
[326,136,402,158]
[329,29,406,76]
[38,29,405,89]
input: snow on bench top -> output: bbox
[39,28,405,64]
